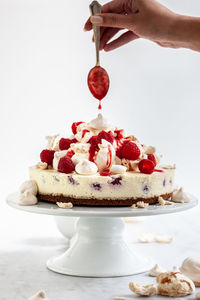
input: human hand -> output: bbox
[84,0,179,51]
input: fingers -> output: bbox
[103,30,139,51]
[100,28,121,50]
[84,0,127,31]
[90,13,134,30]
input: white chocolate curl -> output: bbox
[28,291,49,300]
[45,134,59,150]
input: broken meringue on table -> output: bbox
[28,291,49,300]
[129,282,157,296]
[149,264,166,277]
[172,187,190,203]
[180,256,200,287]
[156,271,195,297]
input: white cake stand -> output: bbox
[7,193,198,278]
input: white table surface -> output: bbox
[1,200,200,300]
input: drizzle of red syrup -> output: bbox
[98,100,102,110]
[82,129,90,138]
[106,145,112,169]
[154,169,164,173]
[88,66,109,110]
[100,170,111,176]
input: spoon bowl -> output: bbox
[88,65,109,101]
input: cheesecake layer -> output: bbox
[29,166,175,201]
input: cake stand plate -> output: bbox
[7,193,198,278]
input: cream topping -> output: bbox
[75,159,98,175]
[89,113,111,130]
[180,256,200,283]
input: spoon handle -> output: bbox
[89,1,101,66]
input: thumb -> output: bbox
[90,13,134,30]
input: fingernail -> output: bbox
[90,16,103,24]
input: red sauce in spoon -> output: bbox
[88,66,109,110]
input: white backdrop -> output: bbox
[0,0,200,239]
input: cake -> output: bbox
[28,113,175,206]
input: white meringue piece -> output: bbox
[19,180,38,195]
[72,153,88,166]
[95,139,115,171]
[89,113,111,130]
[18,190,38,206]
[110,165,126,174]
[145,145,156,154]
[180,256,200,285]
[75,159,98,175]
[70,142,90,154]
[45,134,59,150]
[157,272,195,297]
[53,150,68,171]
[28,291,49,300]
[149,264,166,277]
[172,187,190,203]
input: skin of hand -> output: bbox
[84,0,200,52]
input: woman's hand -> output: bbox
[84,0,200,52]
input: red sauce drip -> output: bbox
[98,100,102,110]
[100,170,111,176]
[106,145,112,169]
[154,169,164,173]
[82,129,90,138]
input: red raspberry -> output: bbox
[40,149,55,165]
[147,154,157,166]
[58,156,75,174]
[97,131,114,145]
[71,122,84,134]
[138,159,155,174]
[59,138,77,151]
[121,141,140,160]
[66,150,75,158]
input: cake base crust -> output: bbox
[37,193,172,207]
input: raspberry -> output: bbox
[121,141,140,160]
[58,156,75,174]
[40,149,55,165]
[71,122,84,134]
[59,138,77,151]
[97,131,114,145]
[147,154,157,166]
[138,159,155,174]
[66,150,75,158]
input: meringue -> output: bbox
[19,180,38,195]
[75,159,98,175]
[45,134,59,150]
[180,256,200,286]
[157,272,195,297]
[172,187,190,203]
[18,190,38,206]
[110,165,126,174]
[89,113,111,130]
[56,202,73,209]
[149,264,166,277]
[95,139,115,171]
[53,150,68,170]
[129,282,157,296]
[28,291,49,300]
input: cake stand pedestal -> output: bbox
[7,193,198,278]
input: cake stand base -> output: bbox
[47,217,152,277]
